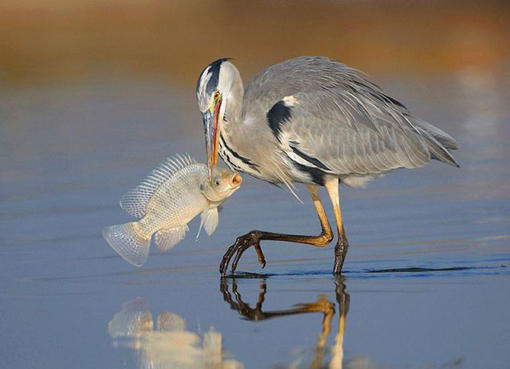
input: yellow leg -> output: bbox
[305,184,334,246]
[325,178,349,274]
[220,185,334,274]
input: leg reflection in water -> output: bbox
[329,278,350,369]
[220,276,350,369]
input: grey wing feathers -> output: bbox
[277,88,458,175]
[120,154,196,218]
[245,56,458,173]
[245,56,380,114]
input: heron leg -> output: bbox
[324,178,349,274]
[220,185,333,275]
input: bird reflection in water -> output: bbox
[108,278,376,369]
[107,298,243,369]
[220,276,350,369]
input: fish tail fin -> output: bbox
[102,222,151,267]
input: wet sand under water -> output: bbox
[1,72,509,369]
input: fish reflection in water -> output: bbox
[108,298,243,369]
[220,276,350,369]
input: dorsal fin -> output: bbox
[120,154,197,218]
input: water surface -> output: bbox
[1,66,509,369]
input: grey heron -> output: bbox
[196,56,459,275]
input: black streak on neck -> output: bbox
[220,135,260,173]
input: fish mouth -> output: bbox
[231,173,242,187]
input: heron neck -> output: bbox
[224,73,244,127]
[220,72,268,175]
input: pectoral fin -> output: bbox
[154,225,189,251]
[197,207,219,239]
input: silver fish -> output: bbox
[103,154,242,267]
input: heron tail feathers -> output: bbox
[413,119,459,150]
[416,126,460,168]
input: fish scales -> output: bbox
[140,164,209,236]
[103,154,242,267]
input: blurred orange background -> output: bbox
[1,0,508,87]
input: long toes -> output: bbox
[231,243,251,272]
[219,261,228,275]
[253,243,266,268]
[230,247,244,272]
[220,244,237,275]
[220,234,258,275]
[220,255,229,275]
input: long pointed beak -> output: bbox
[202,95,222,176]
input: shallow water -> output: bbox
[1,69,509,369]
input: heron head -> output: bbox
[196,58,240,175]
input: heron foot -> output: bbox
[333,234,349,274]
[220,231,267,275]
[220,276,267,320]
